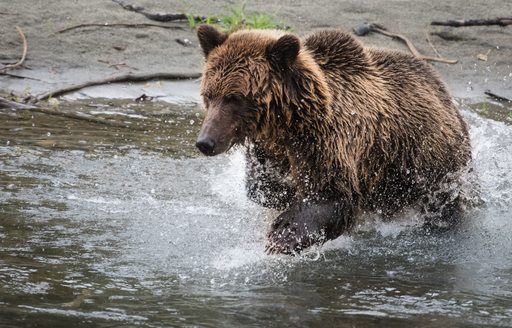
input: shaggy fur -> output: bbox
[196,25,471,254]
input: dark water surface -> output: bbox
[1,96,512,327]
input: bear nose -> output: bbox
[196,137,216,156]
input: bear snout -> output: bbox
[195,137,217,156]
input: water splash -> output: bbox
[1,104,512,326]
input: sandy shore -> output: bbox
[0,0,511,99]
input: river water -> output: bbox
[1,88,511,327]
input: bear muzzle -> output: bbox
[195,137,217,156]
[196,126,234,156]
[196,105,239,156]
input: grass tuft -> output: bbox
[186,3,290,33]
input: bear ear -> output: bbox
[266,34,301,68]
[197,25,227,57]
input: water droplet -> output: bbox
[189,120,195,125]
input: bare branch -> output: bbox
[425,31,442,58]
[0,73,43,81]
[484,90,511,103]
[373,26,458,64]
[56,22,184,34]
[35,72,201,102]
[431,17,512,27]
[0,26,28,73]
[111,0,206,22]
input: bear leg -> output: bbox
[422,193,465,232]
[245,143,295,209]
[266,200,352,255]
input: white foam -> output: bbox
[210,149,253,207]
[211,243,267,270]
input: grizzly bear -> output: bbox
[195,25,471,255]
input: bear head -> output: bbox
[195,25,304,156]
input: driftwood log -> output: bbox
[111,0,206,22]
[56,23,184,34]
[431,17,512,27]
[34,72,201,102]
[484,90,512,103]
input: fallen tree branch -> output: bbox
[0,96,139,129]
[57,22,184,34]
[484,90,511,103]
[0,26,28,73]
[354,23,458,64]
[34,72,201,102]
[0,96,39,110]
[111,0,206,22]
[431,17,512,27]
[371,27,458,64]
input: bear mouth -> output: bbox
[225,136,243,153]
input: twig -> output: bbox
[97,59,138,70]
[372,27,458,64]
[0,96,139,129]
[425,31,442,58]
[431,17,512,27]
[34,72,201,102]
[111,0,206,22]
[0,73,43,81]
[484,90,511,103]
[0,97,39,110]
[0,26,28,73]
[56,22,184,34]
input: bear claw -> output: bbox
[266,229,303,255]
[266,221,316,255]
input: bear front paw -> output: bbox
[265,215,325,255]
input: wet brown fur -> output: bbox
[197,26,471,246]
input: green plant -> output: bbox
[219,4,246,33]
[187,3,290,33]
[13,85,32,102]
[246,13,279,30]
[186,13,217,30]
[186,13,197,29]
[479,101,488,114]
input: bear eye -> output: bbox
[224,94,243,103]
[202,92,213,105]
[201,91,213,100]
